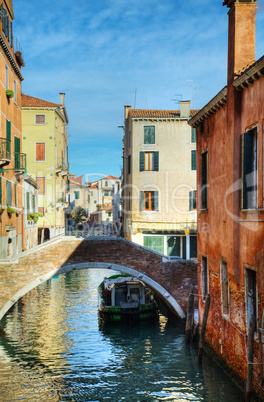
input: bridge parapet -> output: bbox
[0,237,197,322]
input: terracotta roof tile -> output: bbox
[21,94,60,108]
[101,175,119,180]
[129,109,200,119]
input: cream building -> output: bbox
[22,93,69,241]
[122,102,198,258]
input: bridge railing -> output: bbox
[65,229,115,237]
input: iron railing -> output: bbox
[0,138,11,162]
[14,152,26,171]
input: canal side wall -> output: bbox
[0,237,198,322]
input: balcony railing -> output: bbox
[14,152,26,171]
[0,138,11,164]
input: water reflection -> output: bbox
[0,269,243,401]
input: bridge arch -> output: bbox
[0,261,185,322]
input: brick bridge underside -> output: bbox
[0,237,198,322]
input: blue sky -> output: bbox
[13,0,264,182]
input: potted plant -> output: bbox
[6,89,14,98]
[7,206,16,218]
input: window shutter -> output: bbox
[26,192,30,211]
[6,119,11,155]
[7,181,12,206]
[154,152,159,171]
[36,143,45,161]
[0,177,2,204]
[140,152,144,171]
[154,191,158,211]
[140,191,144,211]
[191,127,196,143]
[191,150,196,170]
[33,194,36,212]
[36,177,45,195]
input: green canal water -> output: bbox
[0,269,243,401]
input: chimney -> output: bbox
[224,0,257,84]
[124,105,131,119]
[179,101,190,119]
[59,92,65,106]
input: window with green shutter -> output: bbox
[6,119,11,155]
[6,181,12,206]
[140,191,158,211]
[191,127,196,143]
[26,192,30,212]
[144,236,164,254]
[33,194,36,212]
[74,191,80,200]
[140,152,159,171]
[191,150,196,171]
[144,126,155,144]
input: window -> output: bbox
[108,212,112,217]
[127,155,131,175]
[35,143,45,161]
[144,236,164,254]
[74,191,80,200]
[140,191,158,211]
[13,79,16,103]
[2,6,13,46]
[245,267,257,331]
[35,114,46,125]
[6,181,12,206]
[0,177,2,204]
[105,191,109,196]
[105,181,108,187]
[201,151,208,209]
[33,194,36,212]
[36,177,45,195]
[191,150,196,171]
[6,119,11,155]
[189,190,197,211]
[201,256,208,300]
[26,192,30,211]
[15,183,17,207]
[191,127,196,143]
[5,65,8,89]
[241,127,257,209]
[221,260,229,316]
[140,152,159,171]
[144,126,155,144]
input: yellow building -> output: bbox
[22,93,69,240]
[122,102,198,259]
[0,1,25,259]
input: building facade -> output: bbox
[22,93,69,241]
[189,0,264,396]
[0,1,25,259]
[122,104,198,258]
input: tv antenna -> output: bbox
[129,88,137,108]
[181,79,198,107]
[170,94,182,105]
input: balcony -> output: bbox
[56,158,69,175]
[0,138,11,166]
[14,152,26,172]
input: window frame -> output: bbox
[245,266,258,333]
[35,114,46,125]
[35,142,46,162]
[201,255,209,301]
[189,190,197,211]
[221,260,230,317]
[191,150,196,171]
[36,177,46,196]
[191,127,196,143]
[144,126,155,145]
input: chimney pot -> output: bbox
[59,92,65,106]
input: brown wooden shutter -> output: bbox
[36,143,45,161]
[36,177,45,195]
[35,114,45,124]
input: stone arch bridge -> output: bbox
[0,236,197,322]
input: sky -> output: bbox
[13,0,264,183]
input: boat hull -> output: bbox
[99,303,158,323]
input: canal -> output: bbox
[0,269,243,401]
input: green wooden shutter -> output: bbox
[140,191,144,211]
[6,181,12,206]
[15,136,20,169]
[154,152,159,171]
[191,128,196,143]
[26,192,30,211]
[154,191,158,211]
[191,150,196,170]
[33,194,36,212]
[140,152,144,171]
[6,119,11,155]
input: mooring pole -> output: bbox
[245,315,255,402]
[198,293,210,365]
[185,291,194,345]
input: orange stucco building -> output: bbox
[0,1,25,259]
[189,0,264,396]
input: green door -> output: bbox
[14,136,20,169]
[190,236,197,258]
[144,236,164,254]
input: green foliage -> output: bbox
[7,206,16,214]
[71,206,88,224]
[6,89,14,98]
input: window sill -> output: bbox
[143,210,157,214]
[240,209,258,214]
[199,208,208,212]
